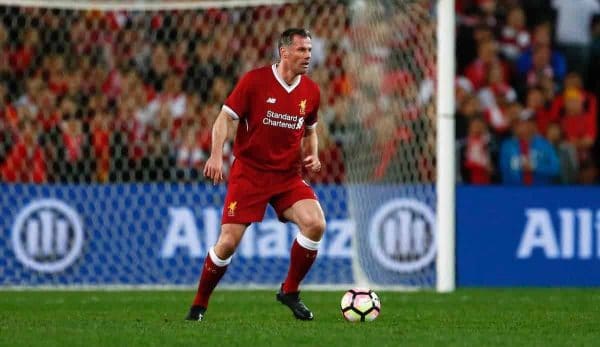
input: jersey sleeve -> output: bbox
[305,85,320,130]
[222,73,253,120]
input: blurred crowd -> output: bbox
[0,0,598,186]
[0,2,356,184]
[455,0,600,184]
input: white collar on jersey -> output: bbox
[272,64,301,93]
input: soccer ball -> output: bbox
[340,288,380,322]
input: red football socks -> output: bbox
[192,248,231,308]
[282,235,320,294]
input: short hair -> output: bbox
[278,28,312,51]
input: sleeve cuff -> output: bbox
[306,122,317,129]
[222,105,240,120]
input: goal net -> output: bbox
[0,0,437,289]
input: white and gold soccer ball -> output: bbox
[340,288,380,322]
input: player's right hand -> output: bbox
[203,156,224,184]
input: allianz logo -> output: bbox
[12,199,84,272]
[517,208,600,259]
[161,207,354,258]
[368,199,436,272]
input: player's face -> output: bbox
[286,35,312,75]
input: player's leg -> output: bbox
[186,223,247,320]
[187,160,269,321]
[279,199,326,294]
[271,182,325,320]
[186,223,247,321]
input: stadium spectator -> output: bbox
[0,22,8,61]
[304,121,345,184]
[551,0,600,78]
[370,114,414,183]
[0,82,17,131]
[306,18,327,68]
[9,28,39,76]
[516,22,567,86]
[519,0,554,28]
[458,0,499,35]
[477,61,516,138]
[549,72,598,129]
[0,83,16,164]
[456,76,474,107]
[499,6,530,61]
[456,94,481,141]
[326,95,356,150]
[0,120,46,183]
[137,127,174,182]
[523,45,558,90]
[546,122,579,184]
[462,116,493,184]
[147,74,187,123]
[145,44,170,93]
[169,40,190,76]
[589,16,600,96]
[15,77,43,117]
[524,87,554,136]
[558,88,597,163]
[46,55,69,97]
[464,40,509,90]
[53,104,93,183]
[184,39,222,101]
[456,8,496,72]
[175,125,204,182]
[499,111,560,185]
[90,109,111,182]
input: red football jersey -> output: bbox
[222,64,320,172]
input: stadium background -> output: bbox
[0,0,598,186]
[2,1,600,346]
[0,0,599,287]
[0,0,440,288]
[0,0,600,287]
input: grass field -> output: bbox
[1,288,599,346]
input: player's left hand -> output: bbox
[303,155,321,172]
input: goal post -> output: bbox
[0,0,456,291]
[435,0,456,292]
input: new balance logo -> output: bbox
[266,97,276,104]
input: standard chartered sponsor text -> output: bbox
[263,110,299,129]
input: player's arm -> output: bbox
[204,109,236,184]
[302,126,321,172]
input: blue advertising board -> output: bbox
[5,183,594,287]
[0,183,436,287]
[457,186,600,286]
[0,184,351,286]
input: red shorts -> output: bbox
[221,159,318,224]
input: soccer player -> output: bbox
[185,28,325,322]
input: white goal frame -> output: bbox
[0,0,456,292]
[435,0,456,292]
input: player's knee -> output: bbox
[303,217,326,240]
[215,234,238,259]
[214,224,246,258]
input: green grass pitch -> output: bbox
[1,288,599,346]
